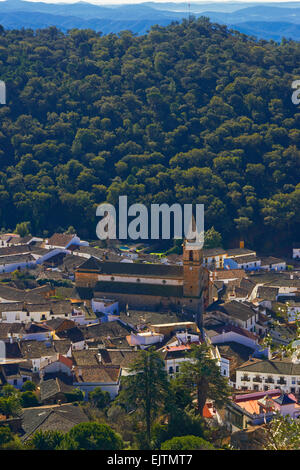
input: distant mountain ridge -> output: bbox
[0,0,300,40]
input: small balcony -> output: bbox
[265,377,274,384]
[277,379,287,385]
[253,376,262,383]
[241,376,250,382]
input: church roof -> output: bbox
[78,259,183,279]
[94,281,183,298]
[77,256,103,272]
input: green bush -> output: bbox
[161,435,215,450]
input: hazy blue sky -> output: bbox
[11,0,299,4]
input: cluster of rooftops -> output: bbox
[0,230,299,440]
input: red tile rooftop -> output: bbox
[165,342,200,351]
[234,389,281,402]
[233,389,300,415]
[165,344,192,351]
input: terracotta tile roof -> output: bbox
[100,349,139,368]
[74,365,120,384]
[233,390,300,415]
[58,354,73,369]
[47,233,76,248]
[203,403,214,418]
[72,349,100,366]
[212,269,246,280]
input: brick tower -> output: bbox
[183,241,204,298]
[182,215,205,330]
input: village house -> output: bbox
[40,354,73,378]
[45,233,88,251]
[211,300,259,332]
[224,255,261,271]
[91,297,119,318]
[39,377,74,405]
[0,362,33,389]
[0,300,85,325]
[236,358,300,394]
[293,244,300,259]
[73,364,121,399]
[225,389,300,432]
[202,247,227,269]
[260,257,286,271]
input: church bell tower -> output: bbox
[183,241,204,298]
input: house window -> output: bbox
[169,366,174,374]
[189,251,193,261]
[175,366,179,373]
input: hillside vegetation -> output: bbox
[0,18,299,248]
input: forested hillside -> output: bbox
[0,18,299,249]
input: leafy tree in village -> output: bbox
[177,343,232,416]
[117,348,169,446]
[0,427,24,450]
[264,413,300,450]
[0,427,14,447]
[89,387,111,409]
[0,384,18,397]
[203,227,223,249]
[161,435,215,450]
[21,381,36,392]
[151,407,208,450]
[64,388,85,403]
[0,395,22,419]
[61,422,124,450]
[20,390,39,408]
[26,430,64,450]
[14,221,31,237]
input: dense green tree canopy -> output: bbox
[0,18,299,248]
[61,422,124,450]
